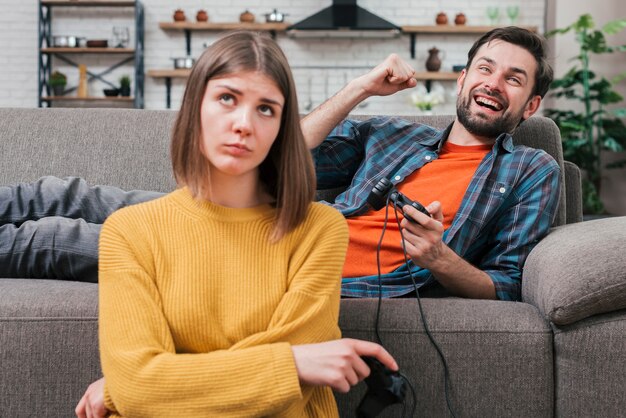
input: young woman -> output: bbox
[85,31,397,417]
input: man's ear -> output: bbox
[522,95,542,120]
[456,69,467,95]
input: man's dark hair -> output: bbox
[465,26,553,98]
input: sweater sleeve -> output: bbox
[230,205,349,350]
[98,205,348,417]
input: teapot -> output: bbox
[264,9,288,23]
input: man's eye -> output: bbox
[258,105,274,116]
[478,66,490,73]
[508,77,521,85]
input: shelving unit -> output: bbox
[402,25,538,58]
[158,21,288,56]
[38,0,145,108]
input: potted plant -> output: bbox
[119,75,131,97]
[49,71,67,96]
[544,15,626,214]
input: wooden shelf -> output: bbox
[158,22,289,32]
[147,69,191,79]
[401,25,538,34]
[42,96,134,101]
[42,47,134,54]
[41,1,135,6]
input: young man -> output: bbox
[301,26,560,301]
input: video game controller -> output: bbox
[356,356,407,418]
[366,177,429,223]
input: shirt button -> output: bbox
[499,187,506,193]
[425,155,432,161]
[394,175,401,181]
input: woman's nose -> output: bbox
[232,107,252,135]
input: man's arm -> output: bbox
[301,53,418,150]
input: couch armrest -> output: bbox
[564,160,583,224]
[522,216,626,325]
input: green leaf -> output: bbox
[602,136,624,152]
[602,19,626,35]
[612,72,626,84]
[584,31,609,53]
[612,108,626,118]
[575,14,595,31]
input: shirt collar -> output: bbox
[425,122,515,154]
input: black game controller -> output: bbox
[356,356,407,418]
[366,177,429,223]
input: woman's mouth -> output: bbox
[224,143,252,156]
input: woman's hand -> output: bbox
[75,377,109,418]
[292,338,398,393]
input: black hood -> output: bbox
[288,0,400,31]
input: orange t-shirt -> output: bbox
[342,141,492,278]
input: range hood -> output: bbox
[287,0,400,37]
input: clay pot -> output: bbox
[426,47,442,72]
[455,13,466,25]
[196,10,208,22]
[436,12,448,25]
[239,9,255,23]
[173,9,186,22]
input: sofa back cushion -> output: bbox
[0,109,566,225]
[0,108,177,193]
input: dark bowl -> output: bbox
[87,39,108,48]
[103,88,119,97]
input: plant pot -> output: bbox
[51,85,65,96]
[119,86,131,97]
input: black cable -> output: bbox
[373,193,415,417]
[391,202,458,418]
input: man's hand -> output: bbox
[400,202,497,299]
[353,53,418,98]
[400,201,445,270]
[292,338,398,393]
[301,53,417,150]
[75,377,109,418]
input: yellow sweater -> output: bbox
[98,188,349,417]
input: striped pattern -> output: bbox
[98,188,348,417]
[314,117,561,300]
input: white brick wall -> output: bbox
[0,0,546,114]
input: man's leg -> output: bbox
[0,176,164,224]
[0,217,101,282]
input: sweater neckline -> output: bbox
[171,188,276,222]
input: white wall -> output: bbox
[0,0,545,115]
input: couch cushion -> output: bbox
[336,298,553,417]
[523,216,626,325]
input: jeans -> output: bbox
[0,176,163,282]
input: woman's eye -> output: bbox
[219,94,234,104]
[258,104,274,116]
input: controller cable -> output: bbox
[372,193,458,418]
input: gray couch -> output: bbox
[1,108,624,417]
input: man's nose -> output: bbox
[484,71,505,92]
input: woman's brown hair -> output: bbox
[170,31,316,241]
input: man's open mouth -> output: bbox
[474,95,504,111]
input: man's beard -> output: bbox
[456,88,526,138]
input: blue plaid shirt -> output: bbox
[313,117,561,301]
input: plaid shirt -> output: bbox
[313,117,561,300]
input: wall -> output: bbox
[545,0,626,215]
[0,0,545,115]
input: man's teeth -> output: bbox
[475,96,503,110]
